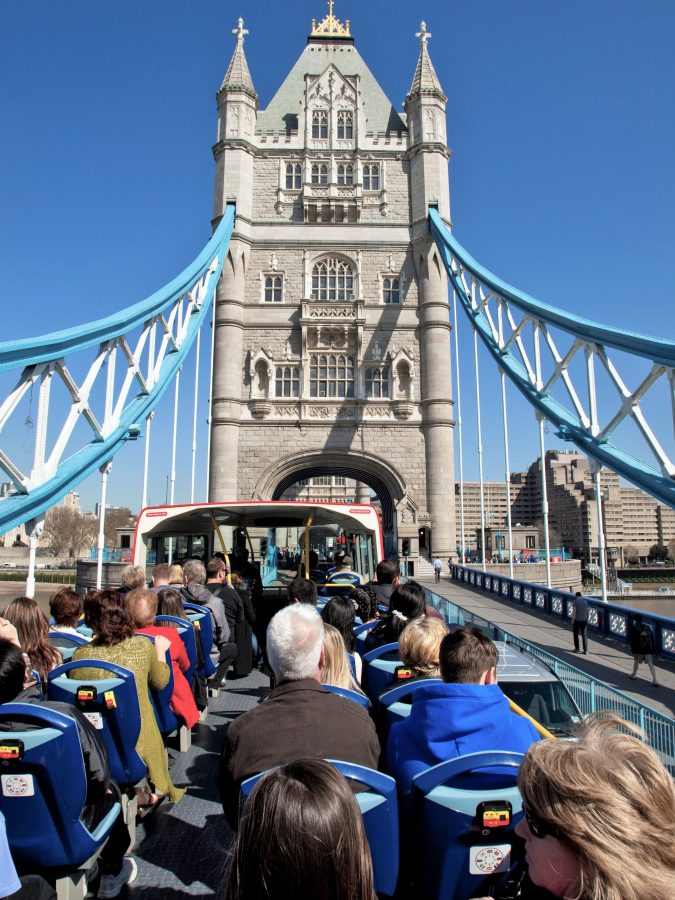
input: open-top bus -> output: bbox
[132,500,384,585]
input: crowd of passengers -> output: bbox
[0,554,674,900]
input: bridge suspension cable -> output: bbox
[430,208,675,511]
[0,204,235,536]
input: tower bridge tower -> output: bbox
[209,5,456,562]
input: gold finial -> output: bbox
[310,0,351,37]
[232,16,248,46]
[416,21,431,47]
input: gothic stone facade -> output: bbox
[209,13,456,559]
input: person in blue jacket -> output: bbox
[386,626,539,806]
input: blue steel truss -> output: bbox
[0,205,235,533]
[429,208,675,508]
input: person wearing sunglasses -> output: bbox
[497,711,675,900]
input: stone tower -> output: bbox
[209,6,456,563]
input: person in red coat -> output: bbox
[127,588,199,729]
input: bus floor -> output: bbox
[115,669,270,899]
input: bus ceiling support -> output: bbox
[473,328,486,572]
[500,368,514,579]
[96,462,112,590]
[190,329,201,504]
[141,412,153,511]
[452,289,466,563]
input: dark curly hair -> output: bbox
[84,589,135,646]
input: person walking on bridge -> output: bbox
[432,557,442,583]
[629,613,659,687]
[571,591,589,655]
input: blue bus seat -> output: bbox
[241,760,399,898]
[47,660,147,788]
[361,642,400,702]
[353,620,379,654]
[347,652,357,679]
[182,602,217,679]
[155,615,197,686]
[321,683,372,710]
[48,631,89,662]
[377,677,442,743]
[0,702,120,885]
[410,751,524,900]
[134,634,180,739]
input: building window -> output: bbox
[363,163,380,190]
[285,163,301,189]
[264,275,283,303]
[337,164,353,186]
[334,476,346,485]
[526,535,536,549]
[311,163,328,185]
[365,366,390,398]
[312,109,328,139]
[313,476,332,486]
[311,258,354,301]
[337,110,353,139]
[383,276,400,304]
[310,353,355,398]
[275,366,300,397]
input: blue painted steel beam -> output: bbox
[429,208,675,509]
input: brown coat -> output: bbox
[219,678,380,827]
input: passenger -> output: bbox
[1,597,62,684]
[224,759,376,900]
[118,565,146,597]
[168,563,184,586]
[397,616,448,681]
[364,558,400,610]
[321,624,365,696]
[363,581,426,652]
[321,595,361,680]
[180,559,237,689]
[326,554,363,585]
[48,588,88,638]
[218,604,380,828]
[0,639,136,898]
[502,712,675,900]
[349,586,379,624]
[205,557,254,677]
[149,563,171,593]
[158,588,208,711]
[72,589,185,805]
[386,625,539,805]
[286,576,318,606]
[156,588,190,623]
[127,588,199,729]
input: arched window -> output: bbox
[382,276,400,304]
[275,366,300,398]
[285,163,301,190]
[312,109,328,139]
[365,366,390,398]
[363,163,380,191]
[264,275,283,303]
[337,110,353,139]
[311,258,354,301]
[311,163,328,185]
[337,164,353,186]
[310,354,355,398]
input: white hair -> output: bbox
[267,604,324,683]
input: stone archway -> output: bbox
[253,449,409,556]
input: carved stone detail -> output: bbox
[307,305,355,319]
[249,400,272,419]
[364,406,391,418]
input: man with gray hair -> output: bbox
[218,603,380,828]
[181,558,236,689]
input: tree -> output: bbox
[43,507,97,557]
[649,543,668,561]
[623,544,639,565]
[668,538,675,562]
[103,507,134,547]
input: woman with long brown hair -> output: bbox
[1,596,61,683]
[224,758,376,900]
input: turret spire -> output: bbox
[408,20,444,99]
[220,16,257,96]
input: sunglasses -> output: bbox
[522,802,563,840]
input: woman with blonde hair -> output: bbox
[168,563,184,586]
[509,712,675,899]
[321,623,366,696]
[398,616,447,679]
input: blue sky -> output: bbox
[1,0,673,514]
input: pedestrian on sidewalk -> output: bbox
[571,591,589,654]
[629,614,659,686]
[432,557,442,584]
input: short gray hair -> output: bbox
[121,564,146,591]
[183,559,206,585]
[267,604,324,683]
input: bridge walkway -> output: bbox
[417,574,675,721]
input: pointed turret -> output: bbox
[220,17,257,99]
[407,22,445,99]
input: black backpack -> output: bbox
[636,624,653,654]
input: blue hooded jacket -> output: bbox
[386,682,540,802]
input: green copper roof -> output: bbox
[256,42,406,135]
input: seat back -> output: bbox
[0,703,119,870]
[155,616,197,686]
[240,760,399,898]
[47,660,146,787]
[321,683,372,710]
[361,642,401,701]
[135,634,178,736]
[48,631,89,662]
[182,602,217,678]
[411,751,524,900]
[353,620,379,654]
[377,677,442,743]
